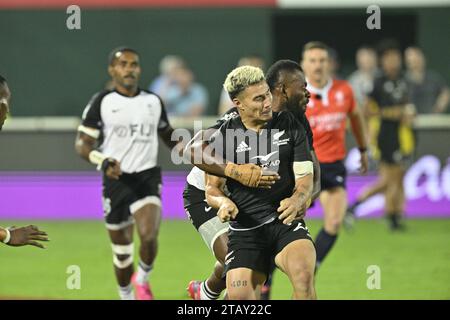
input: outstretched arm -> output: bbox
[1,225,49,249]
[185,129,279,188]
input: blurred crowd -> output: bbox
[148,41,449,117]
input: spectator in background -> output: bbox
[164,66,208,117]
[348,46,380,107]
[346,40,415,231]
[405,47,450,114]
[217,55,265,115]
[149,55,185,98]
[327,47,341,79]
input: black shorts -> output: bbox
[378,137,412,165]
[378,122,414,165]
[102,167,162,230]
[224,218,313,278]
[320,160,347,190]
[183,183,219,230]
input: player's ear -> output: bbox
[281,84,289,99]
[232,98,242,110]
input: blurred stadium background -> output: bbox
[0,0,449,299]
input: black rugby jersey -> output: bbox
[215,107,314,150]
[370,74,411,139]
[209,111,312,230]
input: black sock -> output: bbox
[388,213,400,228]
[265,273,273,287]
[314,228,338,269]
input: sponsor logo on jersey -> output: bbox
[272,130,290,146]
[236,141,251,153]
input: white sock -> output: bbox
[200,281,221,300]
[118,284,134,300]
[136,260,153,285]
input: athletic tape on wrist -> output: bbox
[88,150,108,171]
[2,228,11,244]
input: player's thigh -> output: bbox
[275,239,316,281]
[212,232,229,264]
[224,228,270,297]
[132,167,163,238]
[382,163,404,190]
[199,216,229,263]
[185,189,229,262]
[133,203,161,239]
[226,267,266,300]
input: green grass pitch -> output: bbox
[0,218,449,300]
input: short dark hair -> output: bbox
[377,39,401,57]
[302,41,329,56]
[108,46,139,65]
[0,74,6,87]
[266,60,303,90]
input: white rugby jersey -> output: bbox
[79,89,170,174]
[186,166,207,191]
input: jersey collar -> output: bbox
[114,88,141,98]
[306,78,333,106]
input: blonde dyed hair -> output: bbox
[223,66,265,99]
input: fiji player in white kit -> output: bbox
[75,47,183,300]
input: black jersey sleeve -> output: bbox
[206,120,230,162]
[298,114,314,151]
[291,119,312,163]
[81,90,110,129]
[156,95,171,132]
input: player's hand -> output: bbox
[217,199,239,223]
[359,151,369,174]
[7,225,49,249]
[293,198,312,222]
[277,197,309,225]
[103,158,122,180]
[224,163,279,188]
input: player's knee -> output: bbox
[139,229,158,245]
[291,269,314,293]
[325,217,341,234]
[213,261,225,279]
[111,243,134,269]
[285,256,313,282]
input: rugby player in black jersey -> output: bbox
[185,61,319,300]
[205,66,316,300]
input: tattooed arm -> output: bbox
[277,161,314,225]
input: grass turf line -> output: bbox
[0,219,449,300]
